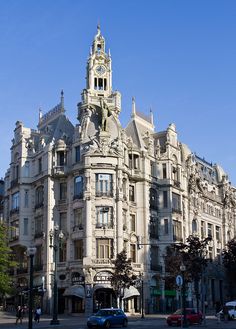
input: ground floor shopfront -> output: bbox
[59,284,141,315]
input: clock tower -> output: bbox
[87,24,112,95]
[78,25,121,140]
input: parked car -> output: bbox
[218,300,236,320]
[87,308,128,328]
[166,308,202,326]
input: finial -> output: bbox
[132,97,136,117]
[150,107,154,125]
[108,49,111,57]
[61,90,64,109]
[97,21,101,35]
[39,108,43,123]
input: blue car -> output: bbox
[87,308,128,328]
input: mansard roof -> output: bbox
[125,106,155,150]
[39,113,74,146]
[125,120,142,149]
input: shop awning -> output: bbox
[123,286,140,299]
[93,283,112,291]
[63,285,85,299]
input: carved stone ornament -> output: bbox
[82,135,122,157]
[25,138,35,153]
[223,186,236,208]
[188,173,196,193]
[80,106,93,139]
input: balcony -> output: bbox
[58,199,67,206]
[34,231,45,239]
[96,222,113,229]
[10,208,19,215]
[9,235,19,242]
[10,179,19,188]
[35,202,44,210]
[17,267,28,275]
[172,208,182,215]
[74,223,84,230]
[73,193,83,201]
[95,191,113,198]
[52,166,66,176]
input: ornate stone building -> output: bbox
[4,26,236,314]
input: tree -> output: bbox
[165,235,211,311]
[223,238,236,299]
[0,224,17,300]
[110,250,137,308]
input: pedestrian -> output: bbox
[223,305,228,322]
[34,306,42,323]
[215,301,221,324]
[15,305,23,325]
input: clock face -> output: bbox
[95,65,106,75]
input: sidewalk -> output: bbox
[0,312,86,327]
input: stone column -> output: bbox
[117,199,123,253]
[85,199,92,258]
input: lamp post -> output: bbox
[180,263,188,328]
[141,275,144,319]
[27,247,36,329]
[138,272,144,319]
[49,224,64,325]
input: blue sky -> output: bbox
[0,0,236,184]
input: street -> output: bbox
[0,312,235,329]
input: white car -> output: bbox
[219,301,236,320]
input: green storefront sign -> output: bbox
[152,289,176,297]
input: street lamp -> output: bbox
[180,263,188,328]
[49,224,64,325]
[27,246,36,329]
[138,272,145,319]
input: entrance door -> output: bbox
[72,296,84,313]
[93,288,116,311]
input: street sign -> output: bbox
[176,275,183,286]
